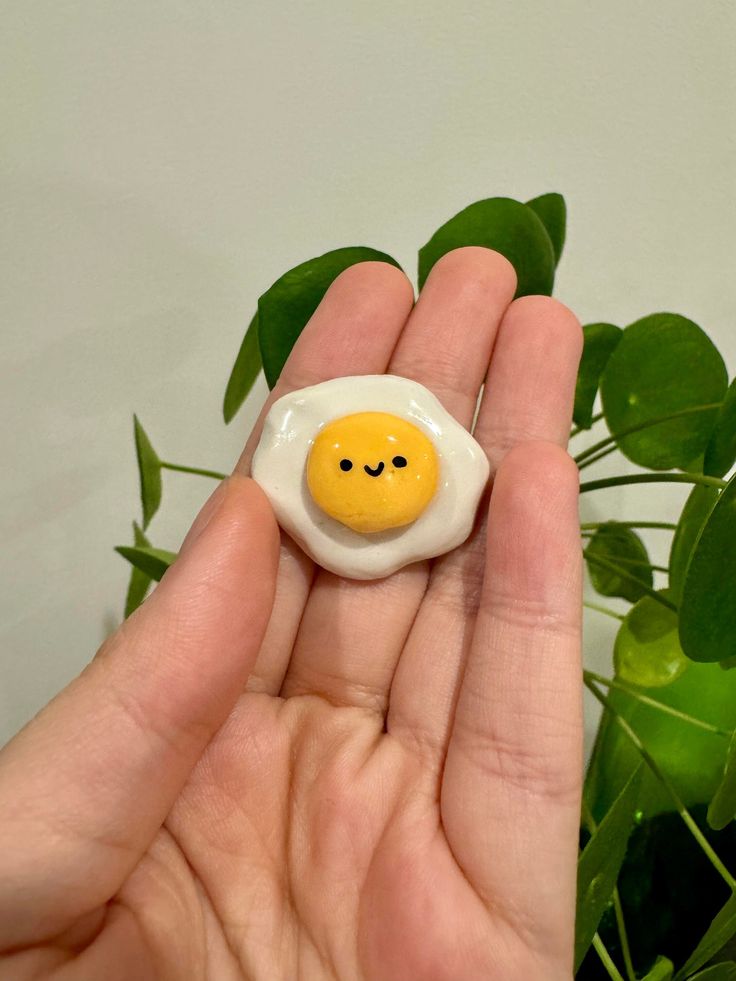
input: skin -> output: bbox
[0,247,584,981]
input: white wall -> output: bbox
[1,0,734,748]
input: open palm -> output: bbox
[0,249,584,981]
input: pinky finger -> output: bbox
[441,441,583,963]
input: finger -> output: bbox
[388,246,517,427]
[443,441,583,958]
[0,476,278,948]
[235,261,415,477]
[388,295,582,760]
[473,295,585,468]
[281,247,517,712]
[239,261,415,695]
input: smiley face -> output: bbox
[306,412,439,533]
[251,374,489,580]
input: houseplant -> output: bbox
[117,194,736,980]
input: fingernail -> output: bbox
[179,479,229,556]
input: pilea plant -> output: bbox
[117,194,736,981]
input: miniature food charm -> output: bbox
[251,375,490,580]
[306,412,439,533]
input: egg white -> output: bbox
[251,375,490,580]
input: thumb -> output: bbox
[0,475,279,948]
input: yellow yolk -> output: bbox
[306,412,439,533]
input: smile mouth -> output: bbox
[364,461,385,477]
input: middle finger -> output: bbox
[281,247,517,713]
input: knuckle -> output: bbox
[485,589,580,639]
[427,544,487,620]
[455,722,580,806]
[500,440,578,483]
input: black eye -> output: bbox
[392,455,407,468]
[339,459,353,472]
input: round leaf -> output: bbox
[133,415,162,530]
[600,313,727,470]
[705,377,736,477]
[585,522,653,602]
[669,484,720,604]
[418,197,555,297]
[258,247,402,388]
[525,191,566,264]
[223,313,261,424]
[614,591,688,688]
[573,322,622,430]
[680,471,736,662]
[586,658,736,821]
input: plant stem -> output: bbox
[585,679,736,891]
[580,521,678,531]
[583,552,677,611]
[584,601,626,621]
[573,403,723,466]
[160,461,228,481]
[582,802,637,981]
[593,934,627,981]
[579,541,668,574]
[611,890,637,981]
[584,671,732,738]
[596,554,668,573]
[570,411,605,439]
[577,445,618,470]
[580,473,726,495]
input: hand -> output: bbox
[0,248,584,981]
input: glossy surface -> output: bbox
[251,375,490,580]
[306,412,438,533]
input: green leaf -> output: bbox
[258,247,402,388]
[418,196,556,297]
[675,893,736,980]
[525,191,566,264]
[642,956,674,980]
[133,415,162,530]
[599,313,728,470]
[669,485,720,605]
[573,323,622,429]
[575,764,643,971]
[689,963,736,981]
[123,522,152,618]
[585,522,654,602]
[680,471,736,662]
[223,312,262,424]
[115,545,177,582]
[614,591,688,688]
[705,378,736,477]
[586,659,736,823]
[708,731,736,831]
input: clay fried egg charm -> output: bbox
[251,375,489,580]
